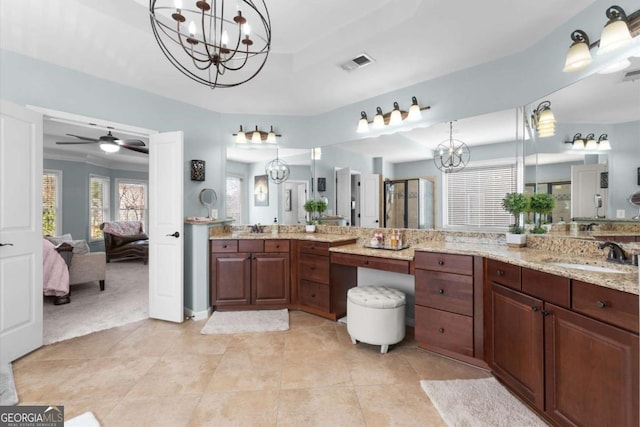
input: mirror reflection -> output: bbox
[226,57,639,229]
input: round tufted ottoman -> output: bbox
[347,286,406,354]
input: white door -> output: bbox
[571,164,608,218]
[0,101,43,365]
[297,183,308,224]
[336,168,352,225]
[360,174,381,227]
[148,131,184,323]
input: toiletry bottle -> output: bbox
[272,217,279,235]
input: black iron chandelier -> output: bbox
[433,121,470,174]
[149,0,272,89]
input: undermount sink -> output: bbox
[549,262,626,274]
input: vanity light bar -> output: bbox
[357,97,431,133]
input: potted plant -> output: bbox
[529,193,556,234]
[501,192,529,247]
[303,199,319,232]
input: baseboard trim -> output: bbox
[184,307,211,321]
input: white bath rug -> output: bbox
[65,411,100,426]
[420,377,547,427]
[0,363,18,405]
[201,309,289,334]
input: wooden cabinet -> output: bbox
[486,262,639,426]
[298,239,356,320]
[210,239,290,308]
[414,251,485,367]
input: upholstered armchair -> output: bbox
[100,221,149,264]
[53,241,106,305]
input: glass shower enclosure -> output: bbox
[384,178,434,229]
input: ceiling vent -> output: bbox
[622,68,640,82]
[340,53,375,72]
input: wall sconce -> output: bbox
[564,133,611,151]
[563,5,640,73]
[531,101,556,138]
[234,125,280,144]
[311,147,322,160]
[357,97,431,133]
[190,159,205,181]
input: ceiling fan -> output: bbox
[56,131,148,154]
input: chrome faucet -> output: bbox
[598,241,630,264]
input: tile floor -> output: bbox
[13,311,491,426]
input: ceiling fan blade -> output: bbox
[121,145,149,154]
[66,133,99,142]
[56,140,98,145]
[116,138,146,147]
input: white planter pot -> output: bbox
[305,224,316,233]
[506,233,527,248]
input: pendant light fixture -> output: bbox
[433,121,470,174]
[265,148,290,184]
[149,0,271,89]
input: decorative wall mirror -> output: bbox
[199,188,218,219]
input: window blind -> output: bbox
[445,163,516,228]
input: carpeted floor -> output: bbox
[201,309,290,334]
[420,377,548,427]
[43,260,148,344]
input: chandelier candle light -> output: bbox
[433,121,470,174]
[149,0,271,89]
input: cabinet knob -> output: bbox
[596,300,607,309]
[276,244,280,248]
[496,269,504,276]
[531,306,539,312]
[310,266,316,270]
[438,260,444,265]
[223,245,227,248]
[246,255,251,259]
[311,294,316,298]
[541,310,550,317]
[438,328,445,333]
[438,289,444,294]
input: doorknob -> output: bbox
[0,243,14,247]
[166,232,180,238]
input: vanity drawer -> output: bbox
[415,270,473,316]
[415,252,473,276]
[522,268,570,308]
[486,259,521,290]
[330,252,409,274]
[265,239,290,253]
[299,279,330,312]
[415,306,473,356]
[299,253,330,284]
[238,239,264,253]
[299,240,330,256]
[572,280,639,333]
[211,240,238,253]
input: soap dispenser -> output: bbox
[271,217,279,235]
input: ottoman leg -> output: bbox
[350,336,357,345]
[380,344,389,354]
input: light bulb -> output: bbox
[357,117,369,133]
[235,126,246,144]
[372,107,384,129]
[598,138,612,151]
[267,126,276,144]
[100,142,120,153]
[251,127,261,144]
[243,23,251,37]
[221,30,229,47]
[537,109,555,124]
[407,104,421,121]
[188,21,197,38]
[599,19,632,54]
[563,41,592,72]
[174,0,183,9]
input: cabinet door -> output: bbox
[488,284,544,410]
[252,253,290,305]
[545,304,639,427]
[210,253,251,305]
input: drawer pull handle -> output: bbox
[531,306,539,312]
[223,245,227,248]
[496,269,504,276]
[276,245,280,248]
[438,328,445,333]
[311,294,316,298]
[596,300,607,309]
[438,289,444,294]
[364,260,369,265]
[541,310,550,317]
[438,260,444,265]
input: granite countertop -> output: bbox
[209,232,357,244]
[329,241,638,295]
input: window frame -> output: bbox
[42,169,62,236]
[115,178,148,232]
[89,174,111,242]
[225,173,244,224]
[442,159,517,231]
